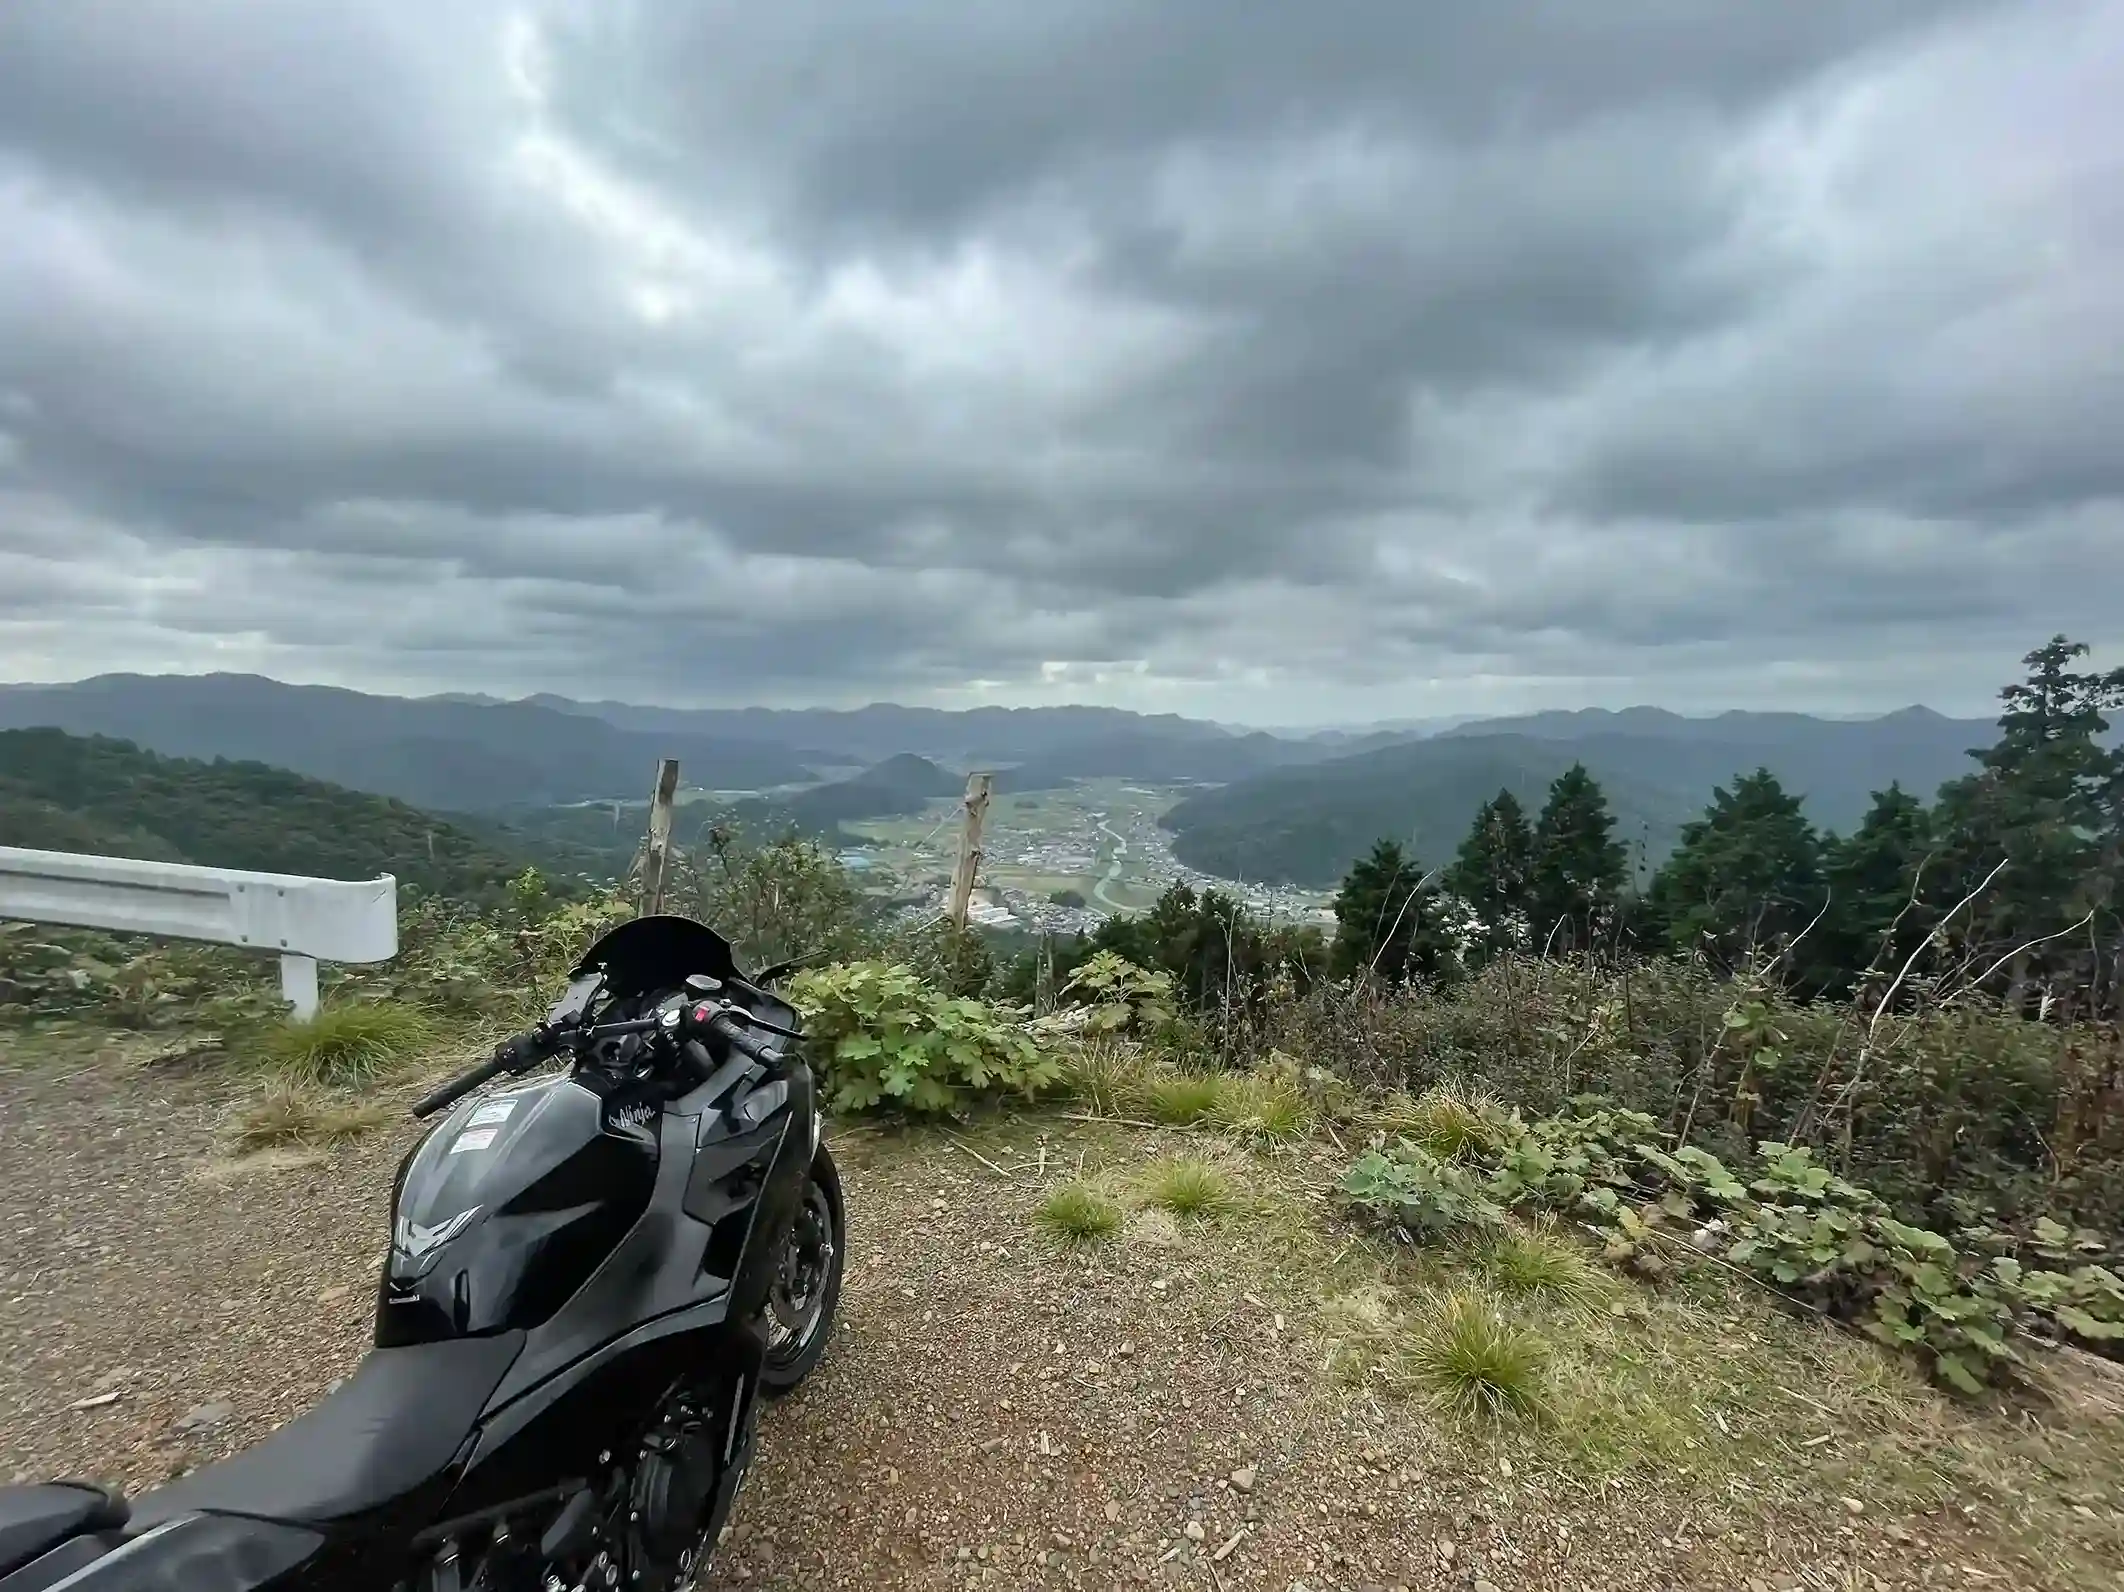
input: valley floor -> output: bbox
[2,1034,2121,1591]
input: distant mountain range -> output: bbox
[1161,707,1994,887]
[1,674,2003,893]
[0,674,1364,807]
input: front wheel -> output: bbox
[760,1142,844,1395]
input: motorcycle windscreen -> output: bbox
[378,1076,657,1346]
[570,913,743,997]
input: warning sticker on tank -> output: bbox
[449,1127,499,1154]
[467,1100,517,1128]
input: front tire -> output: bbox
[760,1142,844,1395]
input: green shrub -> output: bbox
[786,961,1058,1114]
[1403,1293,1549,1421]
[1061,952,1177,1038]
[262,1001,434,1086]
[1341,1142,1505,1242]
[1036,1182,1124,1248]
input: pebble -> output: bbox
[1229,1465,1257,1493]
[172,1400,232,1432]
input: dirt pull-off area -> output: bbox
[3,1040,2121,1592]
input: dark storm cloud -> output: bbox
[0,0,2117,719]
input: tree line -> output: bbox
[1333,636,2124,1016]
[1003,637,2122,1024]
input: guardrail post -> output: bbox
[280,954,321,1020]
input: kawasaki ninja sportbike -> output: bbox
[0,915,845,1592]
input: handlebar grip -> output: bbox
[411,1053,508,1119]
[410,1031,545,1119]
[707,1011,782,1067]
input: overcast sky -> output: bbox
[1,2,2119,724]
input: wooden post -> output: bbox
[640,759,681,917]
[947,771,994,931]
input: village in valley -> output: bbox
[834,779,1337,936]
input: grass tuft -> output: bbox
[1209,1071,1315,1144]
[1035,1181,1125,1249]
[1375,1083,1514,1162]
[1481,1221,1610,1311]
[261,1001,434,1087]
[1146,1078,1231,1129]
[1142,1072,1223,1126]
[234,1082,394,1152]
[1060,1041,1150,1117]
[1142,1157,1237,1222]
[1403,1291,1550,1422]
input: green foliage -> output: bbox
[688,827,881,972]
[261,1001,435,1087]
[1402,1292,1550,1422]
[785,960,1056,1114]
[1340,1141,1505,1242]
[1348,1101,2124,1395]
[1375,1084,1518,1163]
[1141,1157,1237,1221]
[1061,951,1177,1037]
[1034,1182,1124,1249]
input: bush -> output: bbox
[1062,952,1178,1039]
[261,1001,434,1086]
[786,961,1058,1114]
[1374,1084,1518,1163]
[1341,1142,1504,1243]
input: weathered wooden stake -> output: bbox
[640,758,681,917]
[947,771,994,930]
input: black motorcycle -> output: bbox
[0,914,846,1592]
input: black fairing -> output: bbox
[378,1076,656,1346]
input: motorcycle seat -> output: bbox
[0,1483,128,1580]
[129,1332,526,1531]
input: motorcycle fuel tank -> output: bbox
[377,1075,658,1346]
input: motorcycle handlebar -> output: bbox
[705,1009,783,1067]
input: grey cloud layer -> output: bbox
[0,0,2118,719]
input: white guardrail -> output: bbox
[0,846,397,1019]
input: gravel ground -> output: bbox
[0,1040,2095,1592]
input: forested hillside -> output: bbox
[0,675,819,811]
[0,729,532,899]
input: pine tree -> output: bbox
[1931,636,2124,1009]
[1442,789,1535,964]
[1528,764,1627,953]
[1652,768,1825,972]
[1331,838,1450,983]
[1818,783,1932,995]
